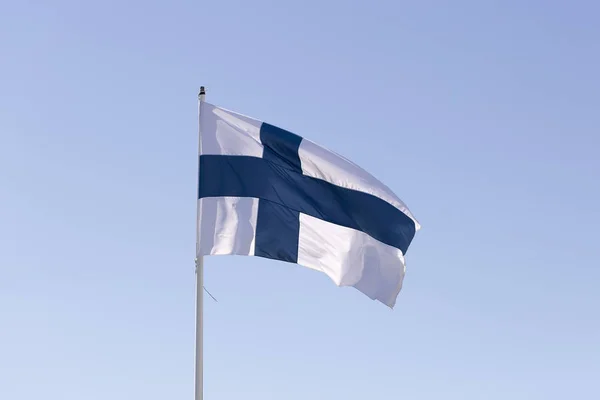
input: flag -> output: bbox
[197,102,420,308]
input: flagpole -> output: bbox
[195,86,206,400]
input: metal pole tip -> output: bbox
[199,86,206,96]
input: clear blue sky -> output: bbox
[1,1,599,399]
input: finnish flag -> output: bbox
[197,102,420,308]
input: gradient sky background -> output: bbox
[1,1,599,399]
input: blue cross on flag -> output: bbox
[197,102,420,308]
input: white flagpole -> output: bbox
[195,86,206,400]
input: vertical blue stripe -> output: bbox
[260,122,302,171]
[254,201,300,262]
[254,122,303,263]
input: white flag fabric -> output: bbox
[197,102,420,308]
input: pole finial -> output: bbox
[199,86,206,97]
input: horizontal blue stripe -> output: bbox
[199,155,416,254]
